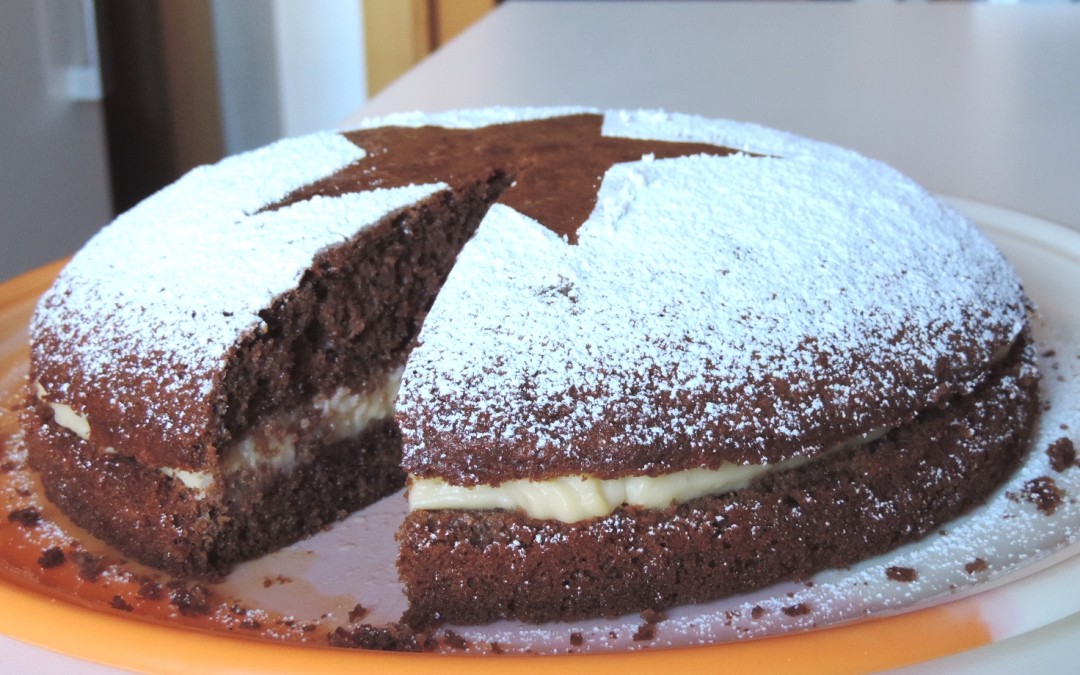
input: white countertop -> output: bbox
[354,1,1080,235]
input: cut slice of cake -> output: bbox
[24,132,510,577]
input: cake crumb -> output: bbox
[168,582,210,616]
[640,608,665,624]
[138,577,164,599]
[632,622,657,642]
[782,603,812,617]
[262,574,293,588]
[328,623,420,652]
[1021,476,1065,515]
[489,641,504,654]
[751,605,766,620]
[569,631,584,647]
[347,602,370,623]
[964,558,989,574]
[7,507,41,527]
[442,630,468,650]
[38,546,66,569]
[1047,437,1077,473]
[71,550,104,581]
[110,595,134,612]
[886,566,919,582]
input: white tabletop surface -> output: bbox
[355,0,1080,237]
[5,1,1079,672]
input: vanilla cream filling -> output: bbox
[408,427,890,522]
[407,338,1022,523]
[36,369,402,497]
[36,336,1016,516]
[35,382,92,441]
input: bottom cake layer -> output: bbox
[23,414,404,578]
[398,339,1040,626]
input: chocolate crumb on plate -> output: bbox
[37,546,65,569]
[167,581,210,616]
[71,549,104,581]
[110,595,134,612]
[347,602,370,623]
[1021,476,1066,515]
[328,623,421,652]
[137,577,164,599]
[782,603,812,617]
[7,507,40,527]
[886,566,919,582]
[1047,437,1077,472]
[569,631,584,647]
[632,622,657,642]
[442,629,469,650]
[965,558,989,575]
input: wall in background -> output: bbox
[0,0,497,281]
[363,0,497,98]
[0,0,370,281]
[0,0,112,281]
[211,0,367,156]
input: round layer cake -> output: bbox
[22,108,1038,624]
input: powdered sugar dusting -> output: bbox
[601,108,835,159]
[399,110,1027,482]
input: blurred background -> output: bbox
[0,0,496,281]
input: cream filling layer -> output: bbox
[408,427,889,522]
[37,369,402,496]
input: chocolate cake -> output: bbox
[22,108,1038,623]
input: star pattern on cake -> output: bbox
[271,114,745,244]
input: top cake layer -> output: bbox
[386,110,1028,484]
[29,108,1028,483]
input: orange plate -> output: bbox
[4,197,1080,673]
